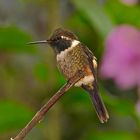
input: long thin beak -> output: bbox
[27,40,50,45]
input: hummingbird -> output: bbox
[29,28,109,123]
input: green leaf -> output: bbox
[0,100,34,133]
[0,26,36,53]
[71,0,114,38]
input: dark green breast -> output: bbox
[57,44,89,79]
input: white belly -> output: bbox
[75,75,94,87]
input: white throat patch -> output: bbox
[71,40,80,47]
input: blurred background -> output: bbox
[0,0,140,139]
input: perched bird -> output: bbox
[29,28,109,123]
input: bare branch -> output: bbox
[12,71,84,140]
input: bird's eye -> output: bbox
[57,37,61,40]
[53,37,61,42]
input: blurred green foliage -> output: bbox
[0,26,35,52]
[33,63,48,81]
[0,100,33,132]
[81,131,137,140]
[104,1,140,27]
[72,0,114,38]
[0,0,140,140]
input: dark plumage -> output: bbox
[28,28,109,123]
[51,28,109,123]
[49,28,78,53]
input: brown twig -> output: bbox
[11,72,84,140]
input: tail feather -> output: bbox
[82,84,109,123]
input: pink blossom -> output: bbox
[100,25,140,89]
[120,0,139,6]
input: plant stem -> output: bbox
[11,72,84,140]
